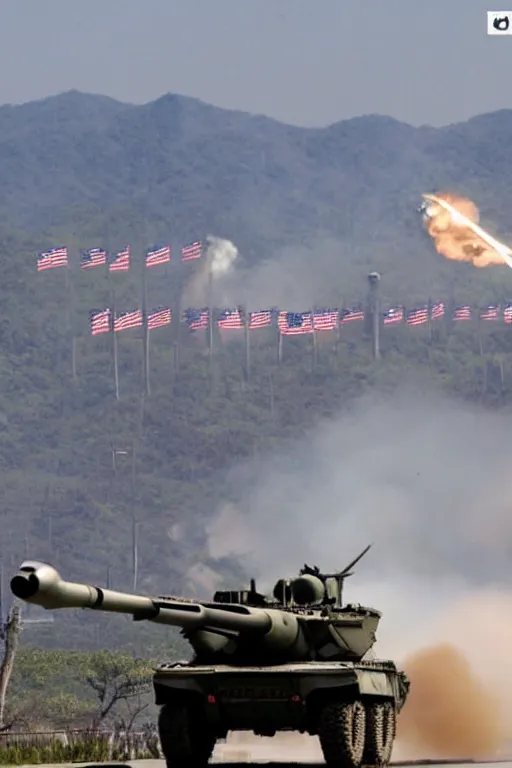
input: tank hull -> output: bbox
[153,659,408,736]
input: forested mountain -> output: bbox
[2,90,512,302]
[1,91,512,656]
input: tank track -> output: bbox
[318,699,396,768]
[364,701,396,766]
[158,701,216,768]
[318,700,366,768]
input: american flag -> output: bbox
[81,248,107,269]
[431,301,445,320]
[453,305,472,321]
[148,307,171,330]
[249,310,272,329]
[218,309,244,329]
[383,306,404,325]
[114,309,143,332]
[146,245,171,267]
[181,241,202,262]
[109,246,130,272]
[341,308,365,323]
[406,306,429,326]
[90,309,111,336]
[480,305,500,321]
[504,303,512,324]
[312,309,339,331]
[37,247,68,272]
[278,311,313,335]
[183,308,209,330]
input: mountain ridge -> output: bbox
[1,90,510,239]
[5,88,512,130]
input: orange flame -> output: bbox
[423,192,509,268]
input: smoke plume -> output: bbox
[423,191,506,267]
[206,387,512,758]
[218,238,372,311]
[208,236,238,276]
[182,235,239,306]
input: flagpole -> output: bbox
[244,306,250,381]
[65,259,77,381]
[142,250,150,396]
[110,284,120,401]
[477,309,484,357]
[208,268,214,368]
[446,277,456,336]
[367,271,381,360]
[311,308,317,368]
[335,302,343,359]
[104,236,119,401]
[174,282,182,376]
[275,309,283,364]
[207,269,216,394]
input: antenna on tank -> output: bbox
[302,544,372,607]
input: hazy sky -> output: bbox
[1,0,510,127]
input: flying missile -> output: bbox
[421,193,512,270]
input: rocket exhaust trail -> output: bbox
[421,193,512,269]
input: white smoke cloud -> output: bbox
[216,233,444,311]
[205,387,512,721]
[182,235,239,307]
[208,388,512,584]
[220,237,358,310]
[208,235,238,277]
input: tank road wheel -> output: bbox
[158,702,216,767]
[318,700,366,768]
[363,701,396,767]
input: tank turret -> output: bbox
[10,546,409,768]
[11,545,379,664]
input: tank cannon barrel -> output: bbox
[10,561,274,633]
[10,562,298,640]
[11,561,157,614]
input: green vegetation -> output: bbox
[0,643,158,743]
[8,649,154,728]
[0,731,158,765]
[0,622,160,759]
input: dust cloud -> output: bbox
[398,644,504,759]
[206,387,512,758]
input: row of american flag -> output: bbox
[89,301,512,336]
[36,242,202,272]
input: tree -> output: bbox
[0,604,21,730]
[7,648,154,730]
[81,650,153,728]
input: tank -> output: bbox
[10,545,409,768]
